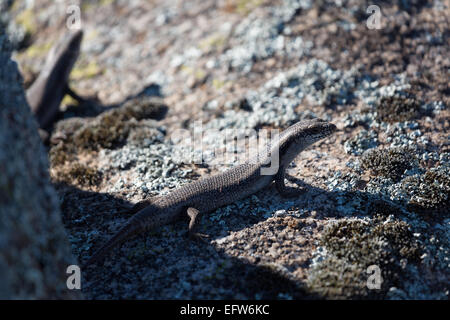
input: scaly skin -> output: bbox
[26,29,83,130]
[84,119,337,266]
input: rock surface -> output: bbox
[0,31,81,299]
[4,0,449,299]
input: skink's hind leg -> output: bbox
[275,166,306,198]
[187,207,209,242]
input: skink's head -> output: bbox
[281,118,336,144]
[294,118,336,142]
[276,118,337,166]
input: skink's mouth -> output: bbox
[309,121,337,138]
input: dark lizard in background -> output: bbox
[84,118,337,267]
[26,29,84,133]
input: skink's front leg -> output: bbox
[275,165,306,198]
[187,207,209,242]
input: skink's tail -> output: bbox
[82,214,145,268]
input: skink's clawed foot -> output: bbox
[285,173,299,182]
[189,232,210,243]
[187,207,209,242]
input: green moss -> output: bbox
[307,216,420,299]
[361,147,417,182]
[120,97,168,121]
[100,0,115,5]
[199,34,227,51]
[49,97,167,170]
[18,41,52,59]
[235,0,264,15]
[49,96,168,201]
[70,97,167,150]
[71,60,104,80]
[376,94,422,123]
[181,65,207,81]
[81,0,116,11]
[403,166,450,215]
[212,78,231,90]
[49,118,86,167]
[307,255,367,299]
[49,142,76,167]
[73,111,131,150]
[15,9,37,36]
[57,164,103,187]
[81,2,95,12]
[61,94,81,107]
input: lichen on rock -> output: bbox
[361,147,418,182]
[307,216,421,299]
[376,94,422,123]
[403,166,450,216]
